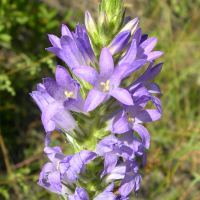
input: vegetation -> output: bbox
[0,0,200,199]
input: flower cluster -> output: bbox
[30,0,163,199]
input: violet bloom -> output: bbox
[104,160,142,197]
[116,27,163,79]
[127,62,163,113]
[30,82,80,146]
[43,65,85,112]
[119,131,147,166]
[96,135,133,178]
[46,24,97,68]
[38,146,75,194]
[109,104,162,149]
[73,47,133,112]
[44,146,97,181]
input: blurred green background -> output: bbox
[0,0,200,199]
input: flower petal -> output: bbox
[41,101,64,132]
[75,187,89,200]
[145,82,162,94]
[137,37,157,59]
[48,171,62,192]
[146,51,164,61]
[61,24,73,38]
[144,62,163,83]
[134,109,162,123]
[151,95,162,113]
[85,89,107,112]
[60,35,86,67]
[110,88,133,105]
[112,116,130,134]
[133,27,142,46]
[55,65,73,87]
[116,39,137,67]
[126,61,153,92]
[132,124,150,149]
[109,64,128,89]
[80,150,97,164]
[108,30,131,55]
[72,66,99,86]
[48,34,61,48]
[99,47,114,77]
[123,59,150,79]
[101,154,118,178]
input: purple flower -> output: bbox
[46,24,97,68]
[104,160,142,197]
[43,65,85,112]
[119,131,147,166]
[108,104,162,149]
[127,62,163,113]
[73,47,133,112]
[30,82,81,146]
[38,146,75,194]
[115,28,163,79]
[44,147,97,181]
[96,135,133,178]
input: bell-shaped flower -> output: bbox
[115,27,163,80]
[38,146,75,194]
[127,62,163,113]
[43,65,85,112]
[44,146,97,181]
[104,160,142,197]
[119,131,147,166]
[46,23,97,68]
[109,104,162,149]
[96,135,133,178]
[73,47,133,112]
[30,82,81,146]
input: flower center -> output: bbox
[56,161,60,170]
[65,91,73,98]
[126,112,134,122]
[100,80,110,92]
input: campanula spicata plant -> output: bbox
[30,0,163,199]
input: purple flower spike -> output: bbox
[73,47,133,112]
[108,30,131,55]
[43,65,85,112]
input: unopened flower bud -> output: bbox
[98,11,109,27]
[108,30,131,55]
[85,11,98,35]
[120,17,139,35]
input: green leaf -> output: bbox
[0,34,12,42]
